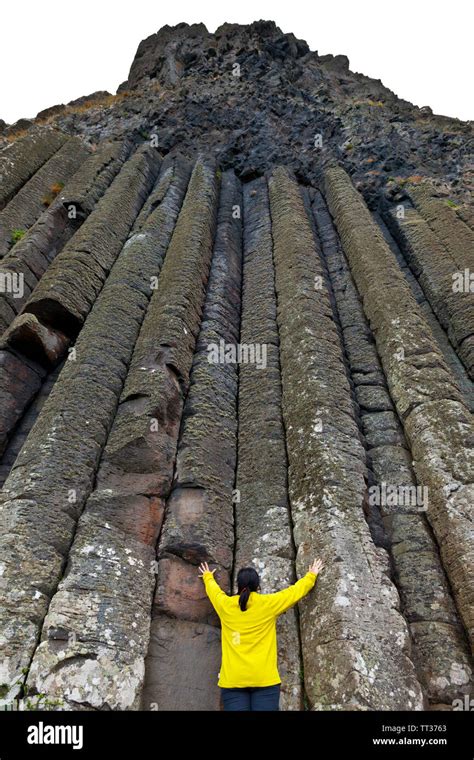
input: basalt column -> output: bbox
[5,144,160,364]
[0,147,161,703]
[22,158,218,710]
[20,158,198,710]
[373,213,474,411]
[234,177,303,711]
[0,129,67,211]
[312,190,472,707]
[268,166,425,710]
[383,200,474,380]
[0,137,90,257]
[141,170,240,711]
[0,144,160,462]
[325,165,474,651]
[0,140,131,332]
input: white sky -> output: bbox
[1,0,473,124]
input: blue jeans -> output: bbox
[220,684,280,711]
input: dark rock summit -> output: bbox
[3,20,470,207]
[0,21,472,712]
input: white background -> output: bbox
[1,0,473,123]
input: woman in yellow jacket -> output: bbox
[199,557,324,711]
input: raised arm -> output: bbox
[266,559,324,617]
[199,561,227,615]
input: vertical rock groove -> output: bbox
[19,158,217,710]
[0,129,68,211]
[383,202,474,380]
[0,138,91,257]
[0,140,131,333]
[268,165,425,710]
[312,190,472,706]
[234,177,302,710]
[142,169,240,711]
[325,165,474,652]
[0,149,162,700]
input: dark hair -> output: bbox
[237,567,260,611]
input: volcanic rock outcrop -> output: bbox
[0,21,472,711]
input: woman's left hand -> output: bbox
[198,561,216,577]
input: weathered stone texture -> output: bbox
[0,141,130,332]
[0,137,90,257]
[233,177,302,710]
[456,205,474,232]
[0,129,67,211]
[269,165,425,710]
[0,363,62,488]
[313,190,472,705]
[375,214,474,413]
[16,145,159,349]
[24,158,216,710]
[57,139,132,218]
[142,618,222,711]
[384,203,474,380]
[407,184,474,272]
[0,349,45,457]
[325,165,474,653]
[0,150,162,701]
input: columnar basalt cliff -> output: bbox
[0,21,472,711]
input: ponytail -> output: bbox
[236,568,260,611]
[239,586,251,612]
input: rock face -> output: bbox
[0,21,472,712]
[235,177,302,710]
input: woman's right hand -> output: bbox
[309,558,324,575]
[198,561,216,577]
